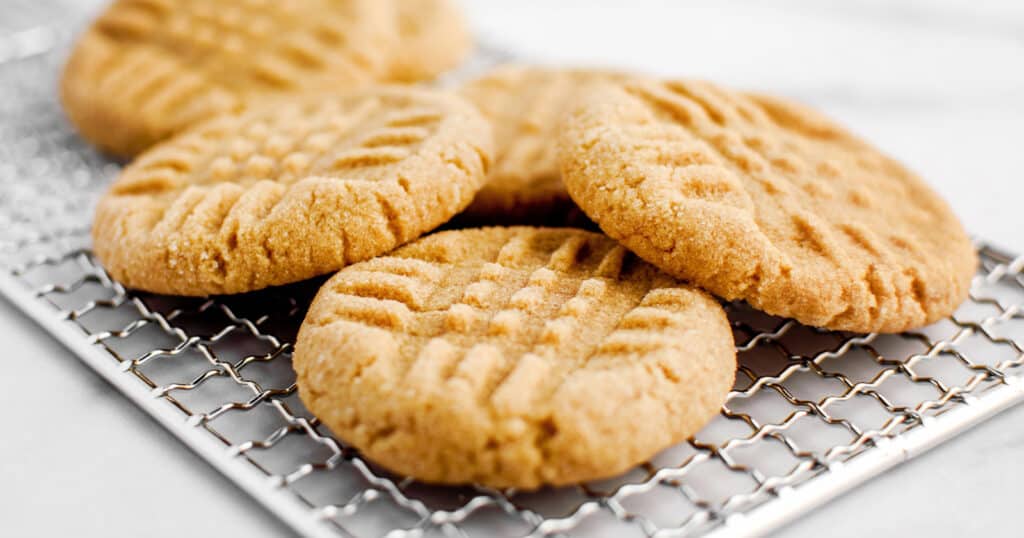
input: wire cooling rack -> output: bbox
[3,3,1024,537]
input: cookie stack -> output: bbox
[65,1,975,490]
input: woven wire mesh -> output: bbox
[3,3,1024,537]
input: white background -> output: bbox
[2,1,1023,536]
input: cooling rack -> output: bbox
[3,3,1024,537]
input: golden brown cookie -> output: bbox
[457,66,626,225]
[389,0,472,82]
[294,227,736,489]
[92,86,492,296]
[61,0,397,158]
[559,78,976,333]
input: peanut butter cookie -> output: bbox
[62,0,396,158]
[92,87,492,295]
[458,65,625,224]
[559,78,976,332]
[294,227,736,489]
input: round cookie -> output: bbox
[92,86,493,296]
[294,227,736,489]
[61,0,397,158]
[559,78,976,333]
[457,66,626,225]
[388,0,472,83]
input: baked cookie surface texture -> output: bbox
[389,0,472,83]
[92,87,492,295]
[559,78,976,333]
[458,65,625,224]
[61,0,397,157]
[294,227,736,489]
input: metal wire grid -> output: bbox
[3,5,1024,538]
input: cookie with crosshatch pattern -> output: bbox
[457,65,627,224]
[91,86,493,296]
[558,77,976,333]
[61,0,463,158]
[293,227,736,489]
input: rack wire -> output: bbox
[2,3,1023,537]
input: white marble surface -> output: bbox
[2,1,1024,537]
